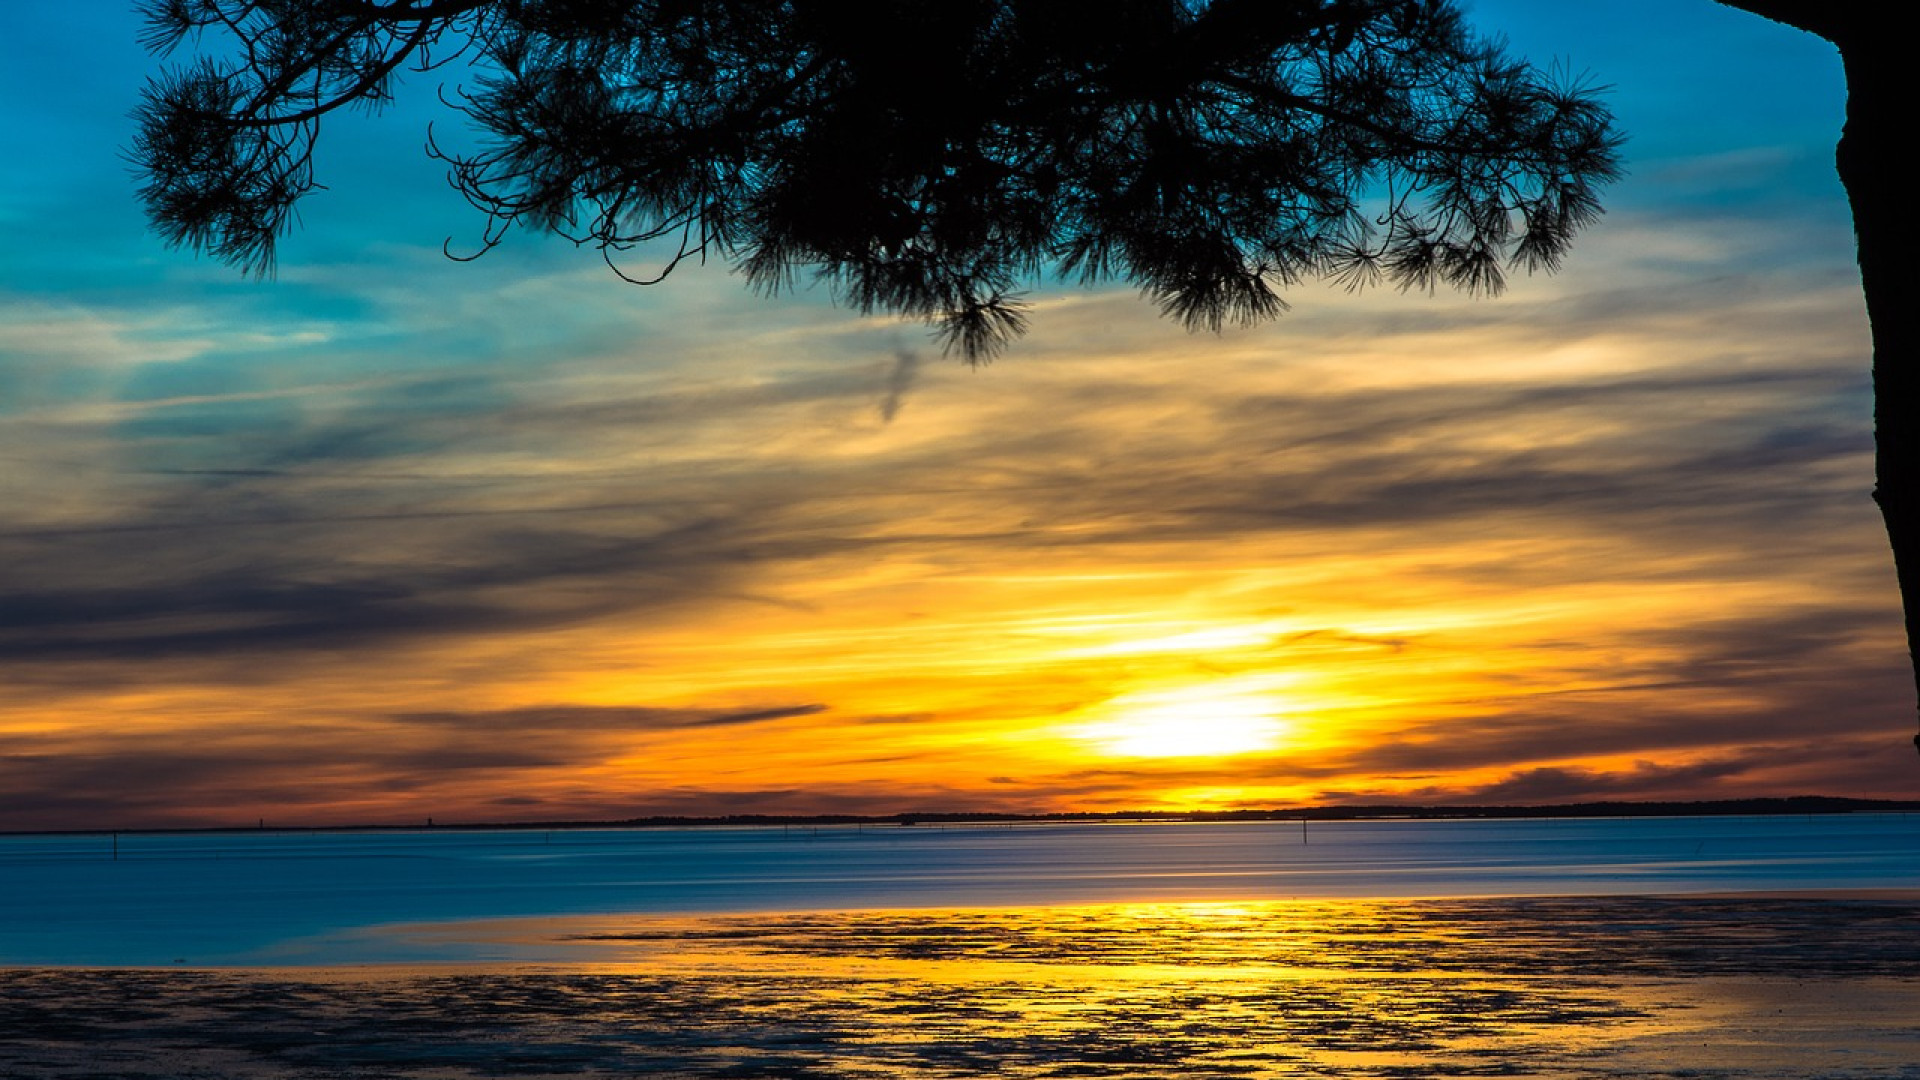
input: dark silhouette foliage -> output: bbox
[133,0,1620,359]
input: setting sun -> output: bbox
[1,0,1907,834]
[1075,681,1295,758]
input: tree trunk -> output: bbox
[1715,3,1919,754]
[1833,37,1920,755]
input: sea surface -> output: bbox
[3,814,1916,966]
[5,816,1920,1079]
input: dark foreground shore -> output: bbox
[5,895,1918,1079]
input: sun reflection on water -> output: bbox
[6,897,1917,1079]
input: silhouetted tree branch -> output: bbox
[133,2,1920,760]
[133,0,1620,359]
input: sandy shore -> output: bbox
[4,895,1917,1079]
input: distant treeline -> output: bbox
[16,796,1918,837]
[598,796,1920,829]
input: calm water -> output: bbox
[9,896,1920,1079]
[3,815,1916,965]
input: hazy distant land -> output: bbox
[11,795,1915,837]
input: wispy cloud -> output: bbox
[0,0,1898,827]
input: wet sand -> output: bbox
[4,894,1917,1079]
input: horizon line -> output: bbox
[7,795,1917,839]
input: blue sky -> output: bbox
[1,2,1904,830]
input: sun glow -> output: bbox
[1074,682,1294,758]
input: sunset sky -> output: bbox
[2,2,1910,831]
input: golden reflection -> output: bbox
[192,896,1920,1080]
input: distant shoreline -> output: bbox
[7,795,1917,838]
